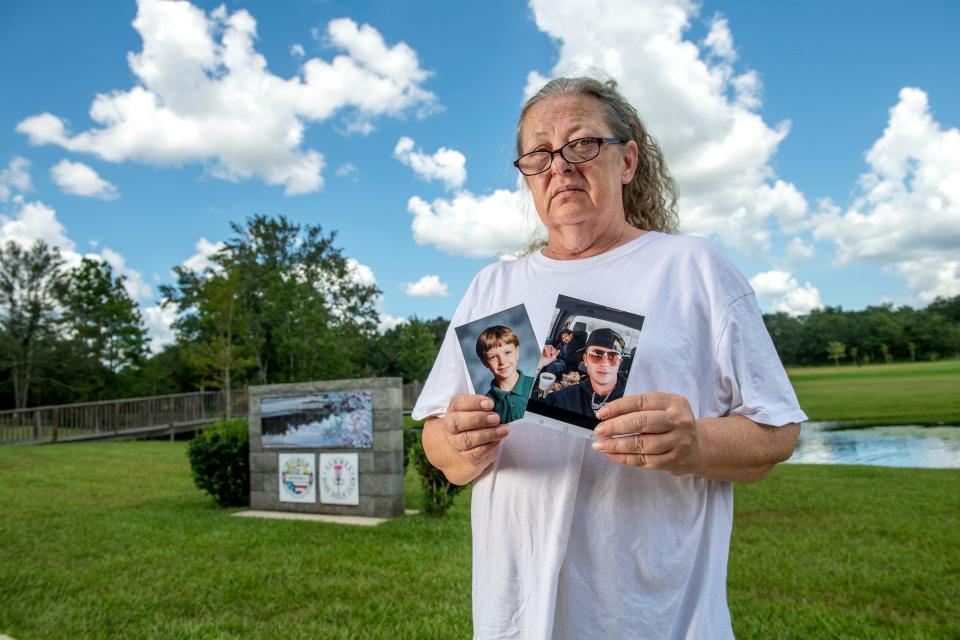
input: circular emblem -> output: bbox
[320,455,357,503]
[281,456,315,497]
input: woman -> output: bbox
[412,76,806,639]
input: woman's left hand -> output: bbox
[591,392,703,476]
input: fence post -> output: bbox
[34,411,41,442]
[169,399,176,441]
[114,403,120,434]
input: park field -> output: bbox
[1,441,958,639]
[786,359,960,425]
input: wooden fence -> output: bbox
[0,382,424,446]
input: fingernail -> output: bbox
[596,407,609,419]
[591,441,605,451]
[594,427,607,437]
[486,414,499,425]
[481,399,494,410]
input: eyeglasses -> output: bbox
[513,137,627,176]
[584,349,622,364]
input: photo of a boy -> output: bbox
[476,325,535,424]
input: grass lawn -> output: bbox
[2,441,958,638]
[787,360,960,425]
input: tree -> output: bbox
[370,318,439,383]
[422,316,450,351]
[62,258,148,398]
[163,263,256,416]
[826,340,846,367]
[163,214,381,393]
[0,241,68,408]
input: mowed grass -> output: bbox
[2,442,959,638]
[787,360,960,425]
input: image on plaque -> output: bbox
[261,392,373,449]
[526,294,645,439]
[319,453,359,506]
[278,453,316,503]
[454,304,539,424]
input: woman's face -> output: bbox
[519,95,638,251]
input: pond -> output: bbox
[787,421,960,469]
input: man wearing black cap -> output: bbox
[543,327,628,416]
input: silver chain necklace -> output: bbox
[591,391,612,413]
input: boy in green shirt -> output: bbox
[476,325,534,424]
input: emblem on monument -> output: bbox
[278,453,316,503]
[320,453,359,505]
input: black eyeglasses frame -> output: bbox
[513,137,627,176]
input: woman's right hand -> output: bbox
[427,394,510,480]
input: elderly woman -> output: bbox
[412,76,806,639]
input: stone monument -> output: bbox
[248,377,405,518]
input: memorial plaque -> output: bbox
[248,378,404,519]
[278,453,316,503]
[319,453,359,505]
[262,392,373,449]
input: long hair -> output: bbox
[517,75,679,234]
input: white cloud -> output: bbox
[142,302,177,352]
[1,198,153,304]
[378,313,407,332]
[346,257,377,286]
[813,87,960,302]
[0,198,76,255]
[335,162,357,178]
[0,157,33,201]
[100,246,153,301]
[50,159,120,200]
[703,14,736,63]
[749,269,823,316]
[402,274,448,298]
[290,43,305,58]
[408,185,545,258]
[16,1,437,195]
[892,255,960,303]
[524,0,806,258]
[784,237,814,266]
[181,237,226,273]
[394,136,466,190]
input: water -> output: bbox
[787,422,960,469]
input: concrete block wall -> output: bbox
[248,378,405,518]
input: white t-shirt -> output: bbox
[413,232,807,640]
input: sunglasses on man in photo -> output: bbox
[585,349,622,364]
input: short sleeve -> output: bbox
[410,279,478,421]
[713,293,808,427]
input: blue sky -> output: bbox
[1,0,958,350]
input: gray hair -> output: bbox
[516,76,679,234]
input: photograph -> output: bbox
[454,304,539,424]
[260,392,373,449]
[526,294,645,437]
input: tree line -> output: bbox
[0,214,447,410]
[763,298,960,366]
[3,213,957,410]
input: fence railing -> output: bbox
[0,391,249,445]
[0,382,424,445]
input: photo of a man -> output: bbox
[476,326,535,423]
[525,294,645,435]
[543,327,627,415]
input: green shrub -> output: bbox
[406,427,464,516]
[403,426,422,471]
[187,418,250,507]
